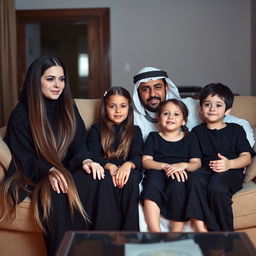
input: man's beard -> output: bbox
[142,96,162,112]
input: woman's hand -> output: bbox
[48,168,68,193]
[82,159,105,180]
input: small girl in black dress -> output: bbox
[87,86,143,230]
[140,99,202,232]
[186,83,255,232]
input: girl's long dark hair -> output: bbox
[0,56,88,231]
[99,86,134,159]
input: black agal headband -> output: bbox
[133,70,168,84]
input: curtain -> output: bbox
[0,0,18,127]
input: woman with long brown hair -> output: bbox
[0,56,104,255]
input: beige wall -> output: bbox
[16,0,253,95]
[251,0,256,95]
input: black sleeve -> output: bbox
[142,132,155,157]
[187,132,202,159]
[86,123,108,166]
[66,105,92,171]
[127,126,143,170]
[4,104,52,183]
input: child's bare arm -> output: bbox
[164,158,201,174]
[186,158,201,171]
[209,152,251,172]
[142,155,168,170]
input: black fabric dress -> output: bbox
[87,123,143,231]
[4,99,100,256]
[140,131,202,221]
[186,123,255,231]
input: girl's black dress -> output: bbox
[140,131,202,221]
[87,123,143,231]
[186,123,255,231]
[4,99,99,256]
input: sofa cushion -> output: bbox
[233,181,256,229]
[245,156,256,183]
[0,196,41,233]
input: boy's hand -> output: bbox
[209,153,230,172]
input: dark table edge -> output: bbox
[55,231,256,256]
[56,231,76,256]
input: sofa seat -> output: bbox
[1,181,256,235]
[233,181,256,229]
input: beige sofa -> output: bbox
[0,97,256,256]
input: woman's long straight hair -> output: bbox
[100,86,134,160]
[0,56,89,231]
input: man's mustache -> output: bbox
[147,96,161,102]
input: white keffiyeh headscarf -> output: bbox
[132,66,202,140]
[132,67,181,116]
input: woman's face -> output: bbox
[41,65,65,100]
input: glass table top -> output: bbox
[56,231,256,256]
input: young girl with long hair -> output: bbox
[140,99,201,232]
[87,86,143,230]
[0,56,104,255]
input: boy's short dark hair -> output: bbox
[199,83,234,110]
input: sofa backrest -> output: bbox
[0,96,256,136]
[74,96,256,129]
[230,96,256,127]
[75,99,100,129]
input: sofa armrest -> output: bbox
[0,129,11,182]
[0,165,5,182]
